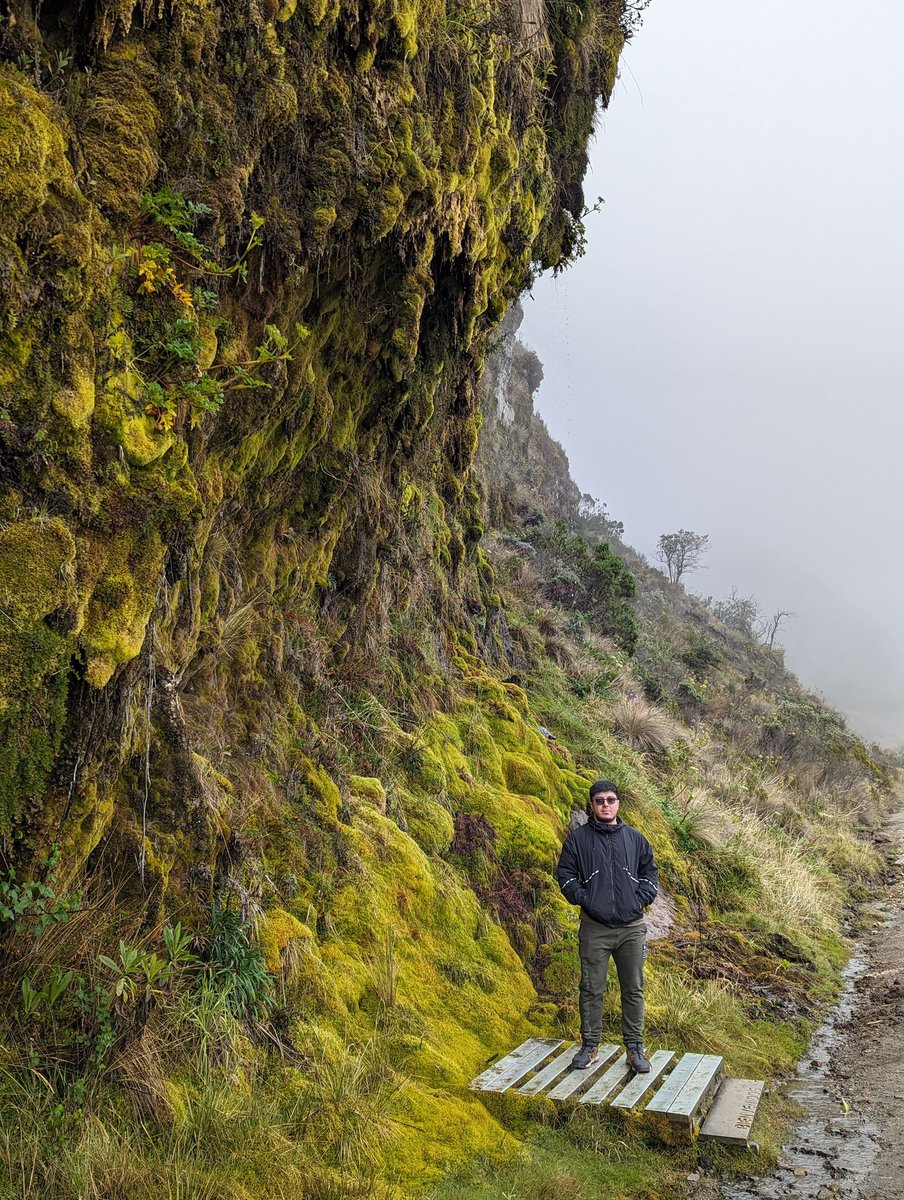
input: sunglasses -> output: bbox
[592,796,618,805]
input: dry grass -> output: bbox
[608,696,678,757]
[676,791,739,850]
[644,972,755,1062]
[727,812,840,937]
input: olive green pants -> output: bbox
[578,916,646,1045]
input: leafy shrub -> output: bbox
[680,632,721,673]
[531,523,638,652]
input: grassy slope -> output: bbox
[0,521,896,1197]
[0,4,899,1197]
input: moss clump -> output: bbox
[348,774,388,812]
[257,907,311,972]
[0,519,76,622]
[402,790,454,854]
[79,533,166,688]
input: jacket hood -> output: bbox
[588,815,624,834]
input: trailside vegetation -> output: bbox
[0,2,898,1197]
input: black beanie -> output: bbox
[589,779,619,801]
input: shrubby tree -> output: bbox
[712,589,761,638]
[655,530,709,584]
[578,493,624,541]
[537,521,638,652]
[710,591,795,647]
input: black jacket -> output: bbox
[556,817,658,927]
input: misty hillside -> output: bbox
[0,3,899,1198]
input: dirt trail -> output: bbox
[718,812,904,1200]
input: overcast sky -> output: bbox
[520,0,904,747]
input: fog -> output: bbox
[520,0,904,747]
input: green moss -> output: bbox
[77,43,161,221]
[501,751,547,800]
[119,415,176,466]
[401,790,454,854]
[80,534,166,688]
[257,907,311,972]
[0,519,76,622]
[348,774,387,811]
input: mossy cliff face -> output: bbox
[0,0,628,851]
[0,1,635,1190]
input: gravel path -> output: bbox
[717,812,904,1200]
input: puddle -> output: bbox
[721,949,882,1200]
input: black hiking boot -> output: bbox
[625,1042,651,1073]
[570,1043,599,1070]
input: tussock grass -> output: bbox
[811,817,883,881]
[608,695,678,756]
[645,971,755,1062]
[678,790,739,849]
[726,813,841,938]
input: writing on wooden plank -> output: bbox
[700,1078,765,1144]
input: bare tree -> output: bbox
[655,530,709,584]
[762,609,795,648]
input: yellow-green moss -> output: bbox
[348,774,387,812]
[257,907,311,972]
[401,790,454,854]
[0,518,76,621]
[79,533,166,688]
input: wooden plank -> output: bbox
[665,1054,724,1124]
[516,1045,577,1096]
[580,1053,633,1106]
[610,1050,676,1110]
[470,1039,563,1092]
[547,1044,619,1100]
[645,1053,704,1113]
[700,1078,765,1145]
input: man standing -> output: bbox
[556,780,659,1073]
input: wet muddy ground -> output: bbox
[715,812,904,1200]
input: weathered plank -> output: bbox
[547,1044,619,1100]
[580,1053,633,1106]
[470,1038,563,1093]
[700,1078,765,1145]
[609,1050,676,1110]
[664,1054,724,1125]
[645,1053,705,1114]
[516,1045,578,1096]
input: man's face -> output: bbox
[590,791,619,824]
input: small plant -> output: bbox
[98,940,173,1005]
[0,846,79,936]
[112,189,307,432]
[139,188,264,279]
[205,902,273,1017]
[163,921,199,967]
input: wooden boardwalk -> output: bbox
[470,1038,764,1147]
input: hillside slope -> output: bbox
[0,5,898,1198]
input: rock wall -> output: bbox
[0,0,631,886]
